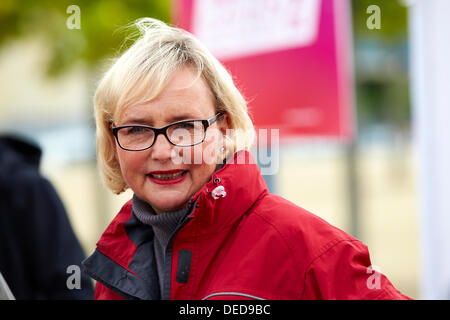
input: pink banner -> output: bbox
[172,0,355,141]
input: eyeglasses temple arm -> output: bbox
[208,112,223,125]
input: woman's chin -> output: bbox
[149,195,188,213]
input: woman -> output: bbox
[82,18,410,300]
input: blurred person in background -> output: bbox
[0,134,94,299]
[82,18,410,300]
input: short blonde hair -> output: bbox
[94,18,255,194]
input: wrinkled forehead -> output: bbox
[113,65,215,123]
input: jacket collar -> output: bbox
[82,203,160,300]
[179,150,269,237]
[91,150,268,264]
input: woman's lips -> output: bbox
[147,169,188,185]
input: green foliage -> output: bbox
[356,77,410,128]
[0,0,170,77]
[351,0,408,43]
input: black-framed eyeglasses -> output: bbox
[112,113,222,151]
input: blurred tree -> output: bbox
[351,0,410,129]
[0,0,170,77]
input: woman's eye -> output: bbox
[126,127,146,135]
[178,122,195,129]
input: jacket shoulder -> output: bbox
[253,194,358,249]
[249,193,358,263]
[248,194,410,299]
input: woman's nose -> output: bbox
[150,134,174,161]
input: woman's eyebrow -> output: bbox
[120,113,201,126]
[120,118,152,125]
[168,113,201,122]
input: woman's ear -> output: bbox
[216,113,234,160]
[109,121,120,162]
[217,112,231,135]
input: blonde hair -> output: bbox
[94,18,255,194]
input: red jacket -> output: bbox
[82,150,410,300]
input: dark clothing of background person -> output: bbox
[0,135,94,299]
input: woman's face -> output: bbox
[114,66,227,213]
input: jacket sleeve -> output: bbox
[301,240,411,300]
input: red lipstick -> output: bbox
[147,169,187,185]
